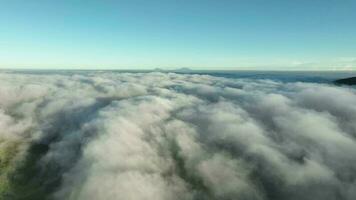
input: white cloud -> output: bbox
[0,72,355,200]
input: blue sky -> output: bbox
[0,0,355,70]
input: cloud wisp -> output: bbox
[0,72,356,200]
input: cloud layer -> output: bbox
[0,72,356,200]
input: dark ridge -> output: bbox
[334,77,356,85]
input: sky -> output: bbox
[0,0,356,70]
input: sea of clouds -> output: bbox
[0,72,356,200]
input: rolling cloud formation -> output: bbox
[0,72,356,200]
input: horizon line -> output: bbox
[0,68,356,72]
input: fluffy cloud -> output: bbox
[0,72,355,200]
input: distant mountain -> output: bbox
[173,68,193,72]
[153,68,165,72]
[334,77,356,85]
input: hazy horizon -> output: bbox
[1,67,356,72]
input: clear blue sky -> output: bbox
[0,0,355,70]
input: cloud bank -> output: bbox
[0,72,356,200]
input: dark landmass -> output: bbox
[334,77,356,85]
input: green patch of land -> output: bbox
[0,139,22,198]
